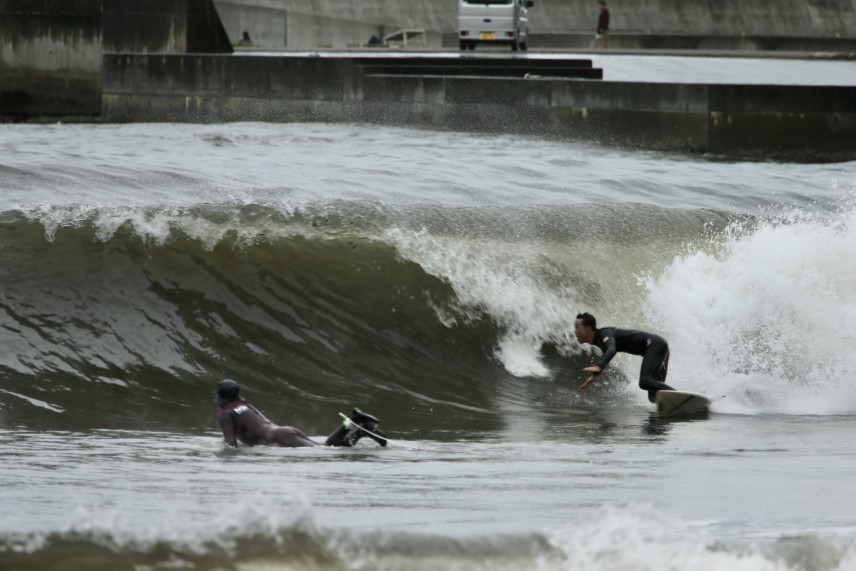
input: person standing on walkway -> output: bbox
[594,1,610,49]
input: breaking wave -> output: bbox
[1,196,855,433]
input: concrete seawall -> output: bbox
[5,0,856,161]
[102,53,856,161]
[213,0,856,49]
[0,0,231,118]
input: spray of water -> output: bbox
[646,206,856,415]
[384,227,582,378]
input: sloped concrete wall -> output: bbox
[215,0,442,48]
[214,0,856,49]
[529,0,856,36]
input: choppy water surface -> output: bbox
[1,122,856,570]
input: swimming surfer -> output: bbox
[213,379,387,447]
[573,312,675,402]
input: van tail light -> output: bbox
[461,30,470,36]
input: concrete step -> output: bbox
[354,57,602,79]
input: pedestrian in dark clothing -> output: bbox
[594,1,610,49]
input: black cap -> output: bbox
[213,379,241,406]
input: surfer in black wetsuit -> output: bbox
[213,379,387,447]
[573,312,675,402]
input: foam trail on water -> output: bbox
[646,206,856,415]
[548,504,856,571]
[8,500,853,571]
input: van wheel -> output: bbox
[520,41,528,51]
[459,40,467,50]
[511,41,518,51]
[468,42,476,50]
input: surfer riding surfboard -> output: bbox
[573,312,711,415]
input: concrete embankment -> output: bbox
[0,0,231,118]
[213,0,856,50]
[5,0,856,160]
[102,53,856,161]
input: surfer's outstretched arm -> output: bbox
[574,312,612,389]
[580,365,603,389]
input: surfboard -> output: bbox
[655,390,711,417]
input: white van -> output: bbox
[458,0,534,51]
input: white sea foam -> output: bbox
[546,504,852,571]
[7,501,853,571]
[383,227,582,378]
[646,206,856,415]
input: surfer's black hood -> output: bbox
[213,379,241,407]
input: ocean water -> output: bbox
[1,121,856,571]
